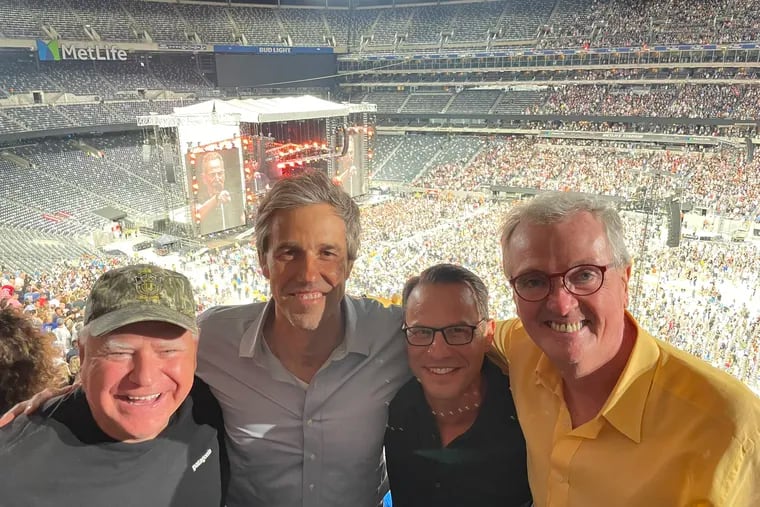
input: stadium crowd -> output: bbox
[2,193,759,396]
[408,137,760,220]
[535,84,760,119]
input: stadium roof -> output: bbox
[173,95,350,123]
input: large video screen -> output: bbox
[186,148,245,235]
[186,146,246,236]
[215,53,337,88]
[176,122,246,236]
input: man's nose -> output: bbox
[545,278,579,315]
[297,254,320,283]
[426,331,452,358]
[128,351,158,386]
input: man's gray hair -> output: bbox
[402,263,489,320]
[255,170,361,261]
[499,192,631,275]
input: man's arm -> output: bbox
[196,191,231,223]
[0,385,75,427]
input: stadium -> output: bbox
[0,1,759,501]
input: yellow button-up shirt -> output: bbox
[493,313,760,507]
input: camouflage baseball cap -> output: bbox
[84,264,198,337]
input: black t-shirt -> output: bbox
[0,376,228,507]
[384,357,532,507]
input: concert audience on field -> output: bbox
[2,192,758,395]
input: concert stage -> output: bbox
[138,95,376,239]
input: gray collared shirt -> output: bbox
[196,296,411,507]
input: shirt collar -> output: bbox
[600,311,660,443]
[238,296,369,359]
[533,311,659,443]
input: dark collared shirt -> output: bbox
[384,357,532,507]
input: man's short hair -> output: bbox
[402,263,490,320]
[499,192,632,275]
[255,170,361,261]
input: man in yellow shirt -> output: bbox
[493,191,760,507]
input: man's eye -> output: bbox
[570,268,601,285]
[518,276,547,289]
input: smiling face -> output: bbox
[404,282,494,404]
[259,203,353,333]
[79,321,197,443]
[503,211,631,377]
[202,155,225,195]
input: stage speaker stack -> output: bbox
[666,199,681,248]
[747,138,755,163]
[165,162,176,184]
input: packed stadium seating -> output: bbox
[372,135,760,220]
[0,0,757,49]
[0,1,757,241]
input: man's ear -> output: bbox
[483,319,496,346]
[77,341,86,364]
[622,264,632,308]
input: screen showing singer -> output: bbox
[195,150,245,235]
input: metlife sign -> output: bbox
[37,39,127,62]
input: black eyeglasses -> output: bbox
[509,264,612,302]
[402,319,486,346]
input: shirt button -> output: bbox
[306,419,313,426]
[434,482,441,488]
[309,484,315,491]
[310,453,316,460]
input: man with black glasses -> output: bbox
[384,264,531,507]
[495,192,760,506]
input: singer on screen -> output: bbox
[196,151,245,235]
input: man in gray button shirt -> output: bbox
[1,171,411,507]
[197,170,411,507]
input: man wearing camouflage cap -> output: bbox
[0,264,228,507]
